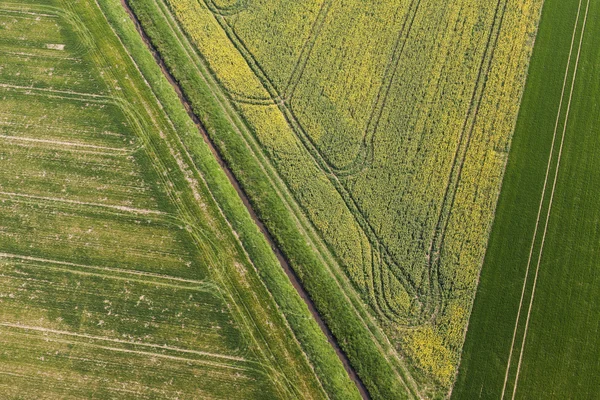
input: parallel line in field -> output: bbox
[0,369,228,400]
[0,83,111,99]
[0,6,57,18]
[510,1,590,398]
[2,259,207,292]
[426,0,509,321]
[0,191,162,216]
[0,134,132,153]
[0,322,250,365]
[335,0,422,177]
[0,10,56,19]
[2,144,132,158]
[282,0,332,100]
[0,369,125,392]
[0,119,122,138]
[0,252,206,286]
[0,49,80,61]
[500,1,588,397]
[2,338,251,373]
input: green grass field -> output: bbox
[453,0,600,398]
[126,0,546,397]
[0,0,358,398]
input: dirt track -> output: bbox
[120,1,370,398]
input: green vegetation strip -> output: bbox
[453,0,600,398]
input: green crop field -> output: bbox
[125,0,547,397]
[453,0,600,398]
[0,0,358,398]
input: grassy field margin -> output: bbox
[96,0,362,398]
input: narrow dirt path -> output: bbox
[120,1,371,398]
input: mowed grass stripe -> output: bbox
[453,0,600,397]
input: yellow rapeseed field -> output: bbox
[162,0,544,394]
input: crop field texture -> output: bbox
[128,0,545,396]
[453,0,600,398]
[0,0,357,398]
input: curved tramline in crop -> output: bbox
[327,0,421,177]
[204,0,248,16]
[197,0,439,325]
[427,0,510,320]
[197,0,517,327]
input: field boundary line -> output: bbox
[510,1,589,397]
[500,0,586,397]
